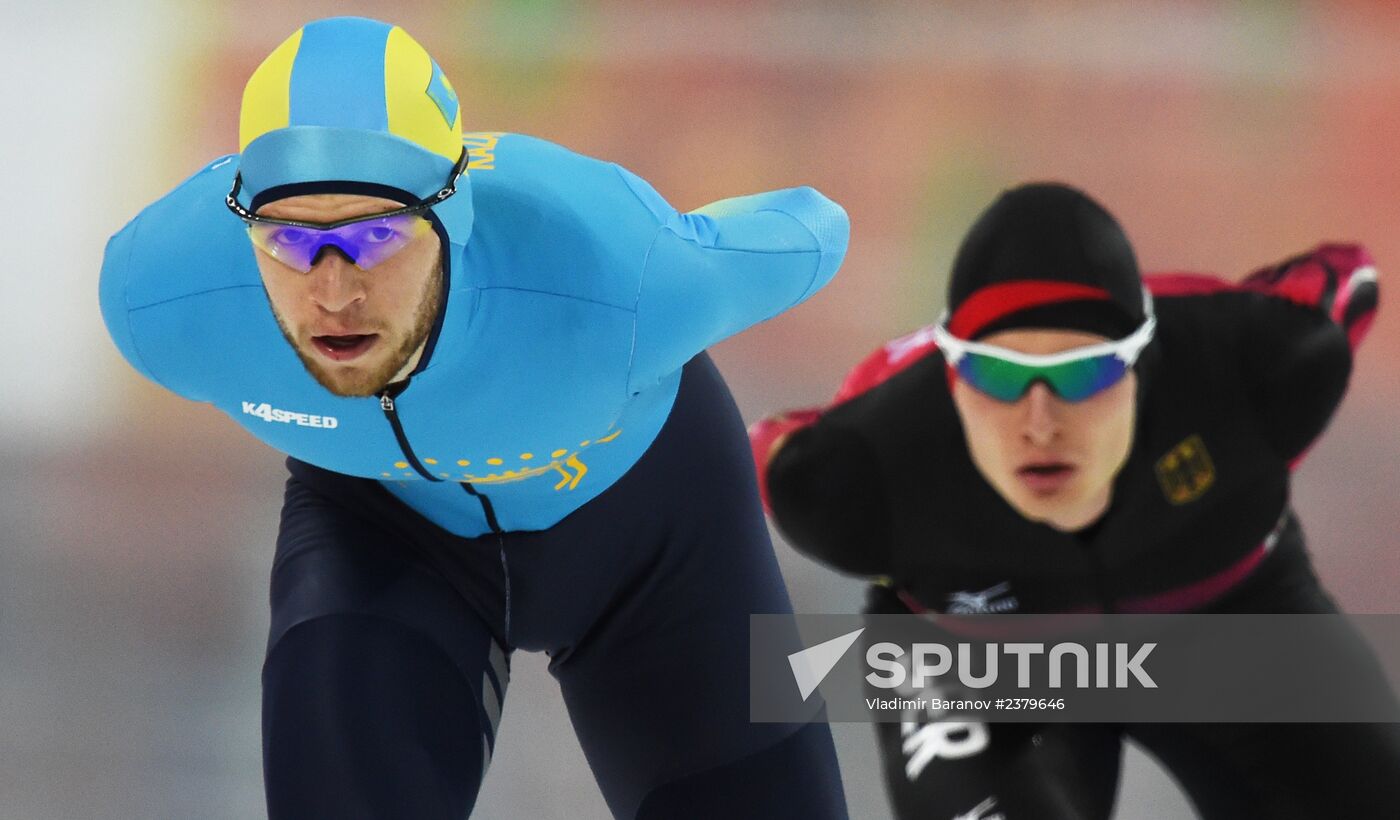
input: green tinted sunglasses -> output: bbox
[932,305,1155,403]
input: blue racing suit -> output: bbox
[99,132,851,819]
[100,131,846,537]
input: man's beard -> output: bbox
[271,262,444,398]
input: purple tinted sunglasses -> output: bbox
[224,152,466,272]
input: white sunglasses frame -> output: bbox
[932,289,1156,368]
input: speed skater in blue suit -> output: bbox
[99,16,850,819]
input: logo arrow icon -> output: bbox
[788,628,864,701]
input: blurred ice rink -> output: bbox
[3,1,1398,817]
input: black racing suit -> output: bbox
[752,245,1398,818]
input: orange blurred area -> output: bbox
[136,0,1400,395]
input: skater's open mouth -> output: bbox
[1017,461,1076,495]
[312,334,379,361]
[1020,462,1072,476]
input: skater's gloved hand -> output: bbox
[748,409,822,512]
[1241,243,1378,348]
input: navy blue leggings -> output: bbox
[263,354,847,818]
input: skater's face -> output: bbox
[252,194,443,397]
[950,328,1137,532]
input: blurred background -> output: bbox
[2,0,1398,817]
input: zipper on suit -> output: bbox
[377,383,503,534]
